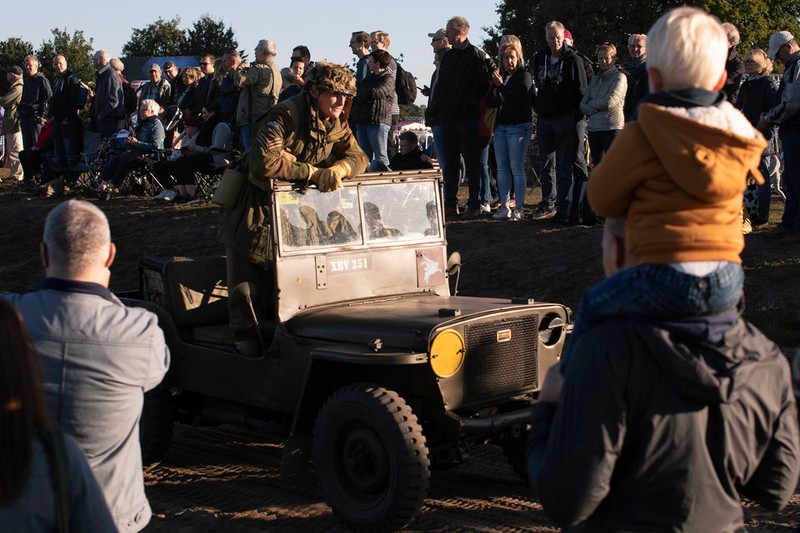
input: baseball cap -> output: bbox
[563,29,573,41]
[428,29,446,41]
[768,31,794,58]
[6,65,23,76]
[149,63,161,73]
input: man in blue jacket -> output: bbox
[3,200,170,532]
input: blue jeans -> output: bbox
[494,123,532,205]
[357,124,390,171]
[478,135,492,205]
[431,125,446,174]
[537,114,577,213]
[442,117,481,209]
[779,129,800,231]
[238,124,252,152]
[560,262,744,373]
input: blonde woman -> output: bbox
[488,40,532,220]
[735,48,779,225]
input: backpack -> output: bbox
[394,62,417,105]
[122,81,138,115]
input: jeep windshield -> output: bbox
[275,178,442,253]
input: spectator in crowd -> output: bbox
[46,54,83,185]
[0,298,116,531]
[620,33,648,121]
[353,49,395,171]
[432,16,491,219]
[562,29,593,202]
[92,50,125,139]
[291,45,314,79]
[2,199,170,532]
[389,130,434,170]
[350,31,371,84]
[176,67,200,120]
[736,48,779,227]
[110,57,137,128]
[1,66,24,182]
[138,63,172,113]
[278,62,304,102]
[18,120,54,186]
[579,43,626,167]
[219,63,368,355]
[233,39,282,151]
[170,109,233,203]
[760,31,800,243]
[193,54,216,116]
[489,39,532,221]
[209,49,242,127]
[163,60,182,104]
[530,20,587,222]
[98,98,165,199]
[561,6,766,374]
[423,33,451,174]
[369,31,400,156]
[527,217,800,530]
[721,23,745,102]
[18,55,52,152]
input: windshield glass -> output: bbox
[276,180,441,251]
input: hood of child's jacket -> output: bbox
[638,316,783,406]
[637,102,766,203]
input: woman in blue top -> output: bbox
[488,40,532,221]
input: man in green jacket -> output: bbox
[1,66,24,182]
[219,62,368,354]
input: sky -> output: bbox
[0,0,501,105]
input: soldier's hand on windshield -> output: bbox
[313,168,343,192]
[538,365,564,403]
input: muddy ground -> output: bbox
[1,171,799,530]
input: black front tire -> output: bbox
[312,384,430,532]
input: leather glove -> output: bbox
[310,162,351,192]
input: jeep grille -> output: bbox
[463,315,539,405]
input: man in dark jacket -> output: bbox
[432,16,490,219]
[527,217,800,531]
[722,22,745,102]
[530,21,587,222]
[92,50,125,139]
[620,33,649,122]
[18,55,52,151]
[47,54,83,179]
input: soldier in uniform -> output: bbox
[219,62,368,354]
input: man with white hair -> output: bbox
[721,22,744,102]
[233,39,282,150]
[620,33,648,121]
[2,200,170,532]
[92,50,125,138]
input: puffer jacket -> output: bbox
[589,91,766,265]
[579,66,627,132]
[219,91,368,262]
[3,279,170,533]
[352,69,394,126]
[528,314,800,531]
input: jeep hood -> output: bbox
[285,293,529,351]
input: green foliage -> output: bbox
[122,16,186,57]
[484,0,800,68]
[400,104,425,119]
[36,28,95,86]
[182,13,238,57]
[0,37,34,93]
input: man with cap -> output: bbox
[422,29,452,175]
[162,60,182,104]
[1,66,24,182]
[219,62,368,355]
[759,31,800,243]
[138,63,172,112]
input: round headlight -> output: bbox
[430,329,465,378]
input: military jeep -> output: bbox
[127,170,570,532]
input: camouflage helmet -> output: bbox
[304,61,356,97]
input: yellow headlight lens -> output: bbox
[430,329,465,378]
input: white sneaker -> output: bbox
[479,203,491,214]
[510,209,525,221]
[156,189,178,201]
[493,206,511,219]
